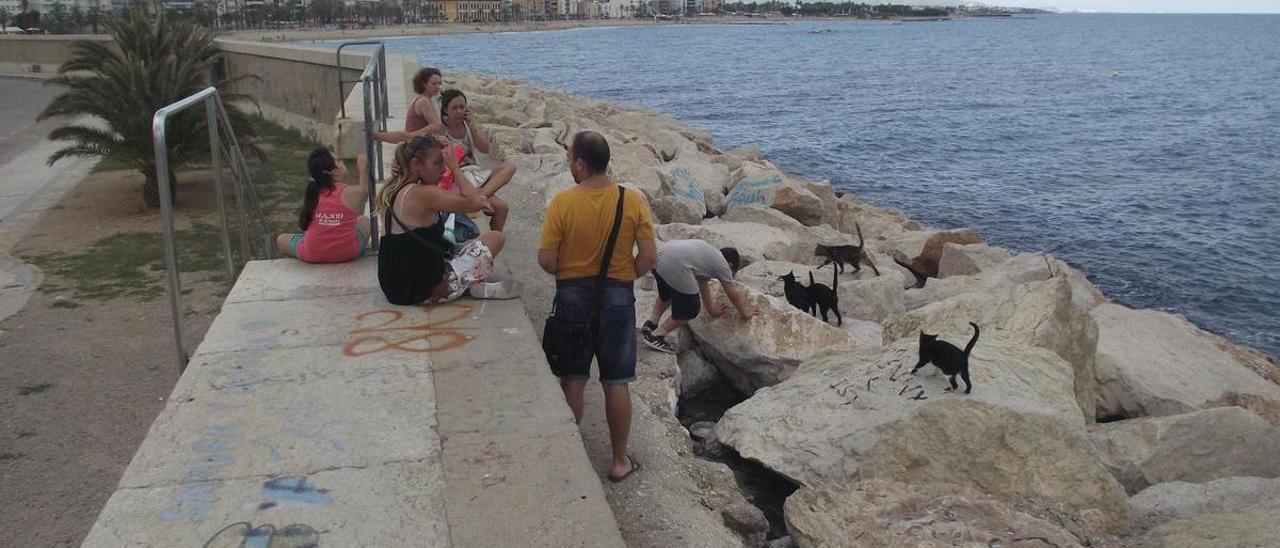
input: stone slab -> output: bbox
[224,257,383,304]
[197,291,416,354]
[82,461,448,547]
[119,345,441,489]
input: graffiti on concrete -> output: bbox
[204,522,319,548]
[344,303,476,357]
[828,355,928,408]
[724,174,781,208]
[262,476,332,506]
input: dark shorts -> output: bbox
[654,272,700,321]
[550,279,637,384]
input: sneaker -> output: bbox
[643,332,677,354]
[468,280,521,300]
[641,320,658,337]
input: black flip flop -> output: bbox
[608,456,641,483]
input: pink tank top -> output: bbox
[297,183,361,263]
[405,95,430,132]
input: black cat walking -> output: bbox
[912,322,980,394]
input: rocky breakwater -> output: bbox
[448,71,1280,547]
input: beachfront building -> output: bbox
[603,0,647,19]
[425,0,505,22]
[3,0,114,12]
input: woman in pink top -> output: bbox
[275,149,371,263]
[405,67,444,133]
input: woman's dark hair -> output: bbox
[439,89,467,123]
[412,67,442,95]
[299,148,337,231]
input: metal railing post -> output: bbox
[363,77,381,252]
[207,100,236,285]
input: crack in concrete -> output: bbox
[114,456,437,492]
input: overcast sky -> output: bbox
[987,1,1280,13]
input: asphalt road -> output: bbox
[0,76,65,168]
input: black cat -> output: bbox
[911,322,980,394]
[893,257,928,289]
[816,223,880,276]
[807,268,843,326]
[779,271,813,315]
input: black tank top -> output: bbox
[377,188,452,306]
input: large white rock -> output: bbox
[884,276,1099,422]
[1088,407,1280,494]
[687,286,861,394]
[650,195,705,225]
[606,141,663,199]
[833,196,921,243]
[1143,508,1280,548]
[784,480,1113,548]
[835,271,907,324]
[656,221,814,266]
[1129,476,1280,533]
[725,163,826,226]
[734,260,814,299]
[656,156,731,215]
[520,127,564,154]
[937,242,1012,278]
[882,228,983,279]
[1091,303,1280,425]
[716,340,1129,532]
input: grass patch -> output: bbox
[17,383,54,396]
[26,221,230,300]
[91,155,134,174]
[24,116,321,302]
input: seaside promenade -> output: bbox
[81,258,626,546]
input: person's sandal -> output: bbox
[609,456,641,483]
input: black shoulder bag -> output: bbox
[542,186,626,377]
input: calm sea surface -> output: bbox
[375,15,1280,356]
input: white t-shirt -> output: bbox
[654,239,734,295]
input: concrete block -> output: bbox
[443,433,625,548]
[82,461,448,547]
[225,258,381,304]
[197,292,405,354]
[119,348,440,488]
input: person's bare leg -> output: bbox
[602,382,634,479]
[486,195,509,232]
[276,234,297,257]
[659,317,684,334]
[649,297,670,325]
[479,159,517,197]
[478,230,505,256]
[560,378,587,424]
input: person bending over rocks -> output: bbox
[539,130,656,483]
[375,89,516,232]
[375,135,506,306]
[641,240,759,354]
[276,149,370,264]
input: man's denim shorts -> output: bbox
[550,278,637,384]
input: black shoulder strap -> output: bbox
[592,186,627,305]
[386,186,452,256]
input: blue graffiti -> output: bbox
[665,167,705,202]
[725,174,781,207]
[262,476,332,506]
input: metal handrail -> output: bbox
[153,87,274,370]
[336,40,389,251]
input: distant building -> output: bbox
[425,0,505,22]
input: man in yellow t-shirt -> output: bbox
[538,130,656,483]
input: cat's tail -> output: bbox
[809,270,815,287]
[832,263,838,291]
[963,322,980,357]
[855,222,864,249]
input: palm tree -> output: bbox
[38,5,258,208]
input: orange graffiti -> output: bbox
[344,303,476,357]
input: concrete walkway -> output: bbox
[0,76,96,323]
[82,258,625,546]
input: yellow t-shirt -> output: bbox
[539,184,655,282]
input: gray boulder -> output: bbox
[1091,303,1280,425]
[937,242,1012,277]
[725,163,826,226]
[716,340,1128,532]
[656,221,814,266]
[656,156,731,215]
[1129,476,1280,532]
[881,228,983,279]
[1089,407,1280,494]
[651,195,705,225]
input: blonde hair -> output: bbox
[375,135,441,214]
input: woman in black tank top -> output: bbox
[374,135,507,305]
